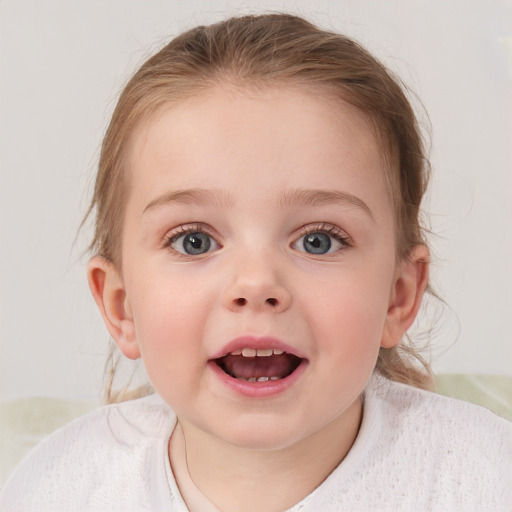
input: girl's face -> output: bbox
[91,86,425,450]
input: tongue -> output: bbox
[217,353,301,380]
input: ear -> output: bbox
[87,256,141,360]
[381,245,429,349]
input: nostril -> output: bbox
[266,297,278,307]
[235,298,247,306]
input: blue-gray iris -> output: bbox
[304,233,331,254]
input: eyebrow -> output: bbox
[143,188,235,214]
[143,187,373,220]
[279,189,374,220]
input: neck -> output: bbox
[171,396,362,512]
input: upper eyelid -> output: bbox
[163,223,220,245]
[293,222,352,241]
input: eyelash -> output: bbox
[294,223,352,249]
[162,222,352,258]
[163,223,219,258]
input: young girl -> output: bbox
[1,13,511,512]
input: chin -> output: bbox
[212,417,311,452]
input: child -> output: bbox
[1,13,511,512]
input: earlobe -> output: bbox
[381,245,429,349]
[87,256,141,360]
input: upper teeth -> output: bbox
[230,348,285,357]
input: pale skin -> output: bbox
[88,86,428,511]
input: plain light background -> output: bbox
[1,0,511,400]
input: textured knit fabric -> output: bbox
[1,376,511,511]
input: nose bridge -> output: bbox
[222,243,291,312]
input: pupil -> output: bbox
[304,233,331,254]
[184,233,210,254]
[190,236,202,249]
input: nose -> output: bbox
[222,257,291,313]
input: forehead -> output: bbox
[124,86,391,214]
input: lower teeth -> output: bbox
[238,376,280,382]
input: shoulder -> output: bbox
[362,376,512,508]
[304,376,512,511]
[369,376,512,443]
[0,394,177,512]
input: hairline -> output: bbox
[104,79,405,268]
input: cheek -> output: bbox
[127,271,208,371]
[129,287,207,406]
[302,269,392,353]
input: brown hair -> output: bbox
[86,13,433,402]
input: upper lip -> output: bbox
[210,335,306,360]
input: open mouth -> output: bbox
[214,348,303,382]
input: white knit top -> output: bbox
[1,376,511,511]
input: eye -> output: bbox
[292,225,351,255]
[166,227,220,256]
[302,232,333,254]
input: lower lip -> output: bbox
[208,359,308,398]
